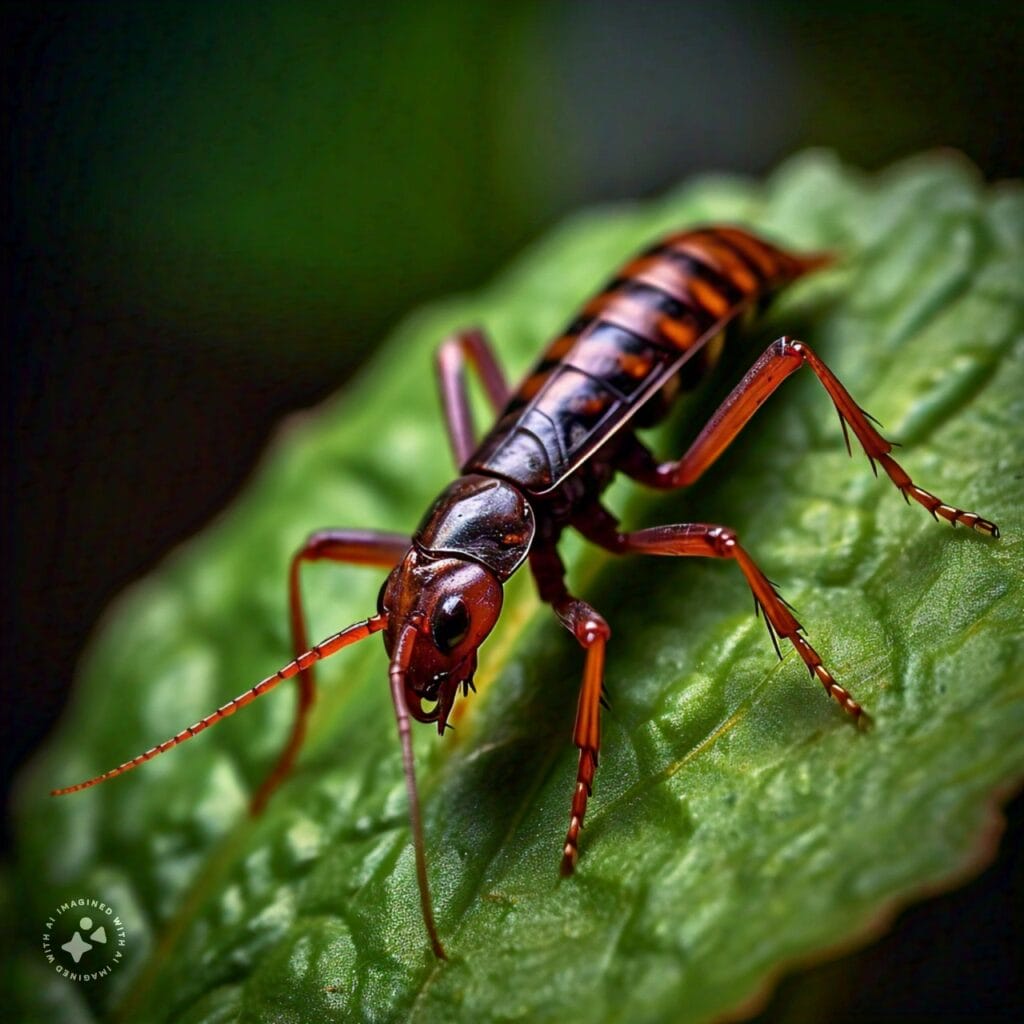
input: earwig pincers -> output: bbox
[53,226,1000,958]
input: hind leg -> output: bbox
[623,336,999,536]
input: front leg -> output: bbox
[251,528,409,813]
[529,546,611,875]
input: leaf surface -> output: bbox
[12,153,1024,1024]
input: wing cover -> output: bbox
[466,228,817,495]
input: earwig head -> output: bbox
[380,548,503,732]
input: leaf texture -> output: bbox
[11,152,1024,1024]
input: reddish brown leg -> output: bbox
[586,519,863,719]
[250,528,408,814]
[556,597,609,876]
[529,547,611,876]
[624,336,999,536]
[436,328,510,466]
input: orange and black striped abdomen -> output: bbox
[466,227,825,495]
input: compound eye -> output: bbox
[431,596,470,653]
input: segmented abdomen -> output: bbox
[466,226,826,495]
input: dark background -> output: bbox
[3,2,1021,1019]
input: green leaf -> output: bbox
[12,152,1023,1024]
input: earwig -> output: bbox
[53,226,999,959]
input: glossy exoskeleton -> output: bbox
[54,226,999,958]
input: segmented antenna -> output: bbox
[51,614,387,796]
[389,621,447,960]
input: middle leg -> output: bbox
[435,327,510,468]
[576,512,864,720]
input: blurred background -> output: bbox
[3,1,1021,1019]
